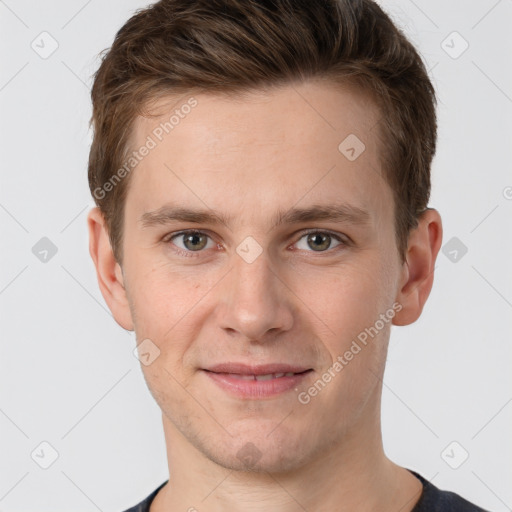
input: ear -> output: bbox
[392,208,443,326]
[87,207,134,331]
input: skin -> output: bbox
[88,79,442,511]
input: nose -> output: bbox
[217,247,294,342]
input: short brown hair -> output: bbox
[88,0,436,265]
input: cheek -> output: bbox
[125,261,189,347]
[299,255,395,383]
[304,264,392,422]
[127,256,203,324]
[302,260,388,329]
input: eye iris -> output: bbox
[183,233,207,251]
[307,233,330,251]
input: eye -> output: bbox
[163,229,347,257]
[165,230,217,256]
[294,230,345,252]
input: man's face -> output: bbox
[118,80,405,472]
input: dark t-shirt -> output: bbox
[121,470,490,511]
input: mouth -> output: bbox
[202,363,314,399]
[209,371,309,381]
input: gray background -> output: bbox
[1,0,511,510]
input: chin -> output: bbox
[212,446,309,474]
[203,424,315,475]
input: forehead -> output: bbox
[125,80,392,230]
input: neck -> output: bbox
[150,395,423,512]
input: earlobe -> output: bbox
[392,208,443,326]
[87,207,134,331]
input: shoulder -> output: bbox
[120,481,168,512]
[410,471,491,512]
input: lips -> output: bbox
[202,363,313,399]
[221,371,299,381]
[204,362,311,375]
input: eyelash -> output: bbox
[162,229,349,258]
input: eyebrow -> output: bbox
[139,203,371,231]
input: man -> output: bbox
[86,0,489,510]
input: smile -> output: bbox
[202,369,313,399]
